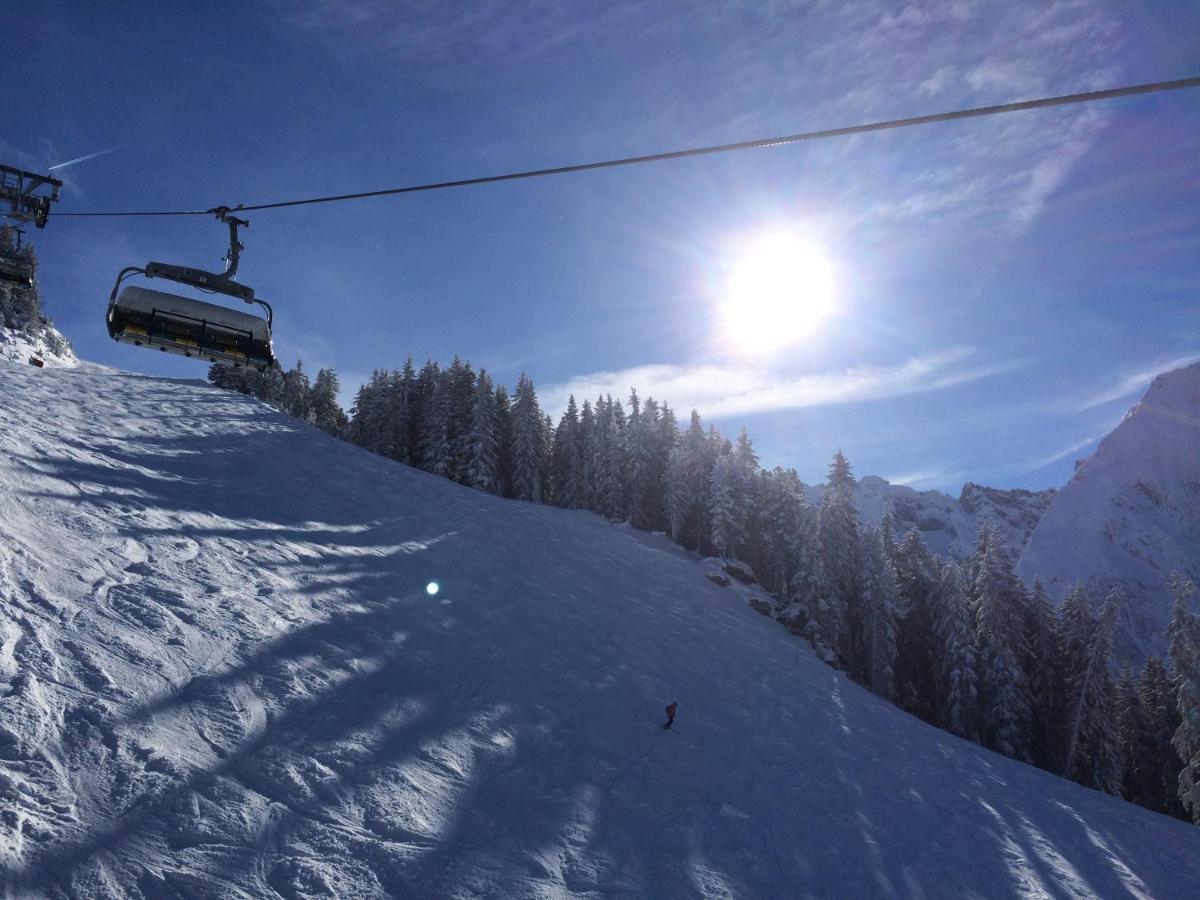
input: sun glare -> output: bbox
[721,234,835,354]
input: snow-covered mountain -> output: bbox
[1018,362,1200,663]
[2,355,1198,897]
[825,475,1055,562]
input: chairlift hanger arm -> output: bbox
[209,206,248,278]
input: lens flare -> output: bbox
[425,582,440,596]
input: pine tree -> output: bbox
[281,360,311,420]
[818,451,860,671]
[625,389,657,529]
[1166,571,1200,823]
[860,525,903,701]
[755,468,809,598]
[1054,584,1095,772]
[591,395,625,519]
[666,411,713,551]
[1140,656,1186,818]
[1117,667,1151,807]
[1062,589,1122,793]
[550,395,583,508]
[708,453,745,560]
[387,359,418,464]
[463,369,499,493]
[442,356,476,483]
[511,373,547,502]
[935,562,978,740]
[893,528,938,722]
[309,368,348,437]
[418,369,453,477]
[1025,579,1062,771]
[493,383,513,498]
[973,527,1031,761]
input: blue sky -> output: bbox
[5,0,1198,493]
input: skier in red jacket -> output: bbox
[664,702,678,729]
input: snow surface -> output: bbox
[1018,363,1200,663]
[1,358,1199,898]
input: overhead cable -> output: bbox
[55,75,1200,219]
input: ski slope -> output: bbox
[1,356,1198,899]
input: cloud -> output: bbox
[1076,354,1200,411]
[882,469,967,489]
[541,346,1018,419]
[1022,434,1102,473]
[48,145,124,172]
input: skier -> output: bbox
[664,701,677,729]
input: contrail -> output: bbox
[48,145,123,171]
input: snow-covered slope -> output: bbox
[808,476,1054,562]
[1018,363,1200,663]
[1,360,1198,898]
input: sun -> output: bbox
[721,233,836,354]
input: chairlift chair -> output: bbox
[0,253,34,287]
[0,163,60,286]
[0,226,34,286]
[106,208,276,370]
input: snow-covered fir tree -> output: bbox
[973,527,1031,761]
[1025,578,1062,771]
[1117,666,1151,807]
[859,525,903,701]
[280,360,311,421]
[666,411,712,551]
[309,368,348,437]
[818,451,860,670]
[1166,571,1200,823]
[1139,655,1186,818]
[550,395,584,508]
[893,527,939,722]
[510,373,547,502]
[590,395,625,519]
[1062,589,1121,793]
[493,382,513,498]
[935,561,978,741]
[418,366,453,477]
[463,369,499,493]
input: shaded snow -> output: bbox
[1,358,1198,898]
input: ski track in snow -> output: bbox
[0,359,1198,898]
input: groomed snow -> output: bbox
[1,358,1198,898]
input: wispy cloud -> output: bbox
[882,469,967,489]
[1077,354,1200,411]
[541,347,1019,419]
[1022,434,1102,473]
[48,145,124,172]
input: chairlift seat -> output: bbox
[107,285,275,370]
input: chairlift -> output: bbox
[106,208,276,370]
[0,227,34,287]
[1,164,61,286]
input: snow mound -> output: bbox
[1019,362,1200,662]
[1,361,1198,897]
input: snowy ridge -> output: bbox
[1,358,1198,897]
[1018,362,1200,663]
[807,476,1054,562]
